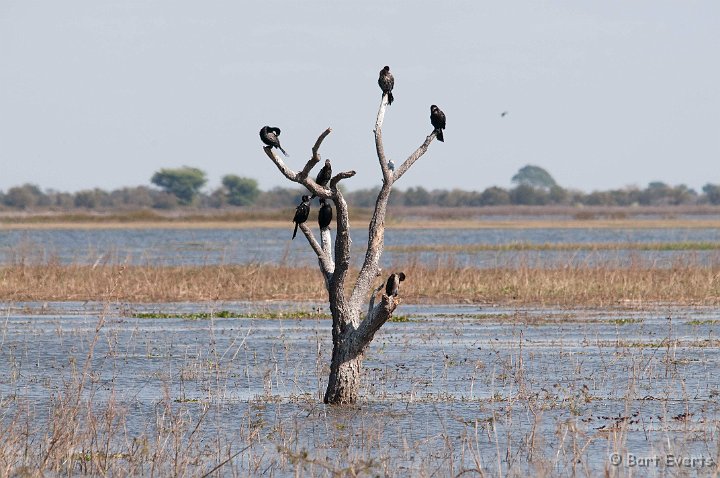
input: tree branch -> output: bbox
[299,223,333,281]
[367,282,384,319]
[374,96,391,183]
[262,127,341,294]
[330,171,356,189]
[320,228,334,269]
[326,186,355,335]
[330,190,351,294]
[392,131,438,181]
[375,95,389,131]
[263,146,298,182]
[347,101,436,320]
[353,294,398,356]
[299,127,333,178]
[346,95,393,316]
[313,128,333,161]
[262,128,339,198]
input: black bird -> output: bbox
[385,272,406,297]
[430,105,446,142]
[378,66,394,105]
[259,126,288,156]
[318,198,333,230]
[292,195,310,240]
[501,111,508,118]
[310,159,332,198]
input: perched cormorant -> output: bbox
[430,105,446,142]
[385,272,406,297]
[310,159,332,198]
[259,126,288,156]
[378,66,394,105]
[292,195,310,240]
[318,198,333,230]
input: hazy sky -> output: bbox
[1,1,718,194]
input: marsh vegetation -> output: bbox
[2,224,720,475]
[1,303,719,476]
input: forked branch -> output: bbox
[263,128,355,199]
[263,128,354,293]
[348,94,436,319]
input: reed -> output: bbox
[2,260,718,305]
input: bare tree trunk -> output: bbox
[323,345,362,404]
[263,91,438,404]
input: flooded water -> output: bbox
[2,301,719,476]
[2,226,719,268]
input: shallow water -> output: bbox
[1,302,719,476]
[2,227,719,268]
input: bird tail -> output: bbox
[292,222,298,240]
[435,129,444,142]
[387,91,394,105]
[279,146,289,157]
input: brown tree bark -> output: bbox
[263,92,439,404]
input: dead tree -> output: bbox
[263,91,440,405]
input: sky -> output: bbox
[1,1,718,194]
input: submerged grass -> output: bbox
[133,310,330,320]
[135,310,235,319]
[2,260,719,305]
[3,302,719,476]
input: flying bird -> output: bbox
[378,66,395,105]
[385,272,406,297]
[318,198,333,230]
[292,195,310,240]
[430,105,446,142]
[259,126,288,156]
[501,111,508,118]
[310,159,332,199]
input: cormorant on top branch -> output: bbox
[378,66,395,105]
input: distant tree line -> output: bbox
[2,164,720,210]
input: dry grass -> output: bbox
[404,263,720,306]
[2,261,719,305]
[389,241,720,252]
